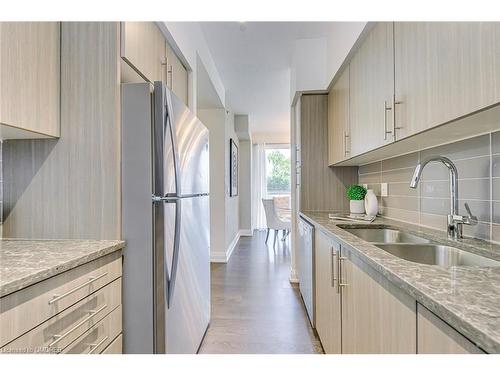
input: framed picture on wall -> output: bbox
[230,139,238,197]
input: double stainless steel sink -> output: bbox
[339,226,500,268]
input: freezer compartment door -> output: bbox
[167,87,209,196]
[166,195,210,354]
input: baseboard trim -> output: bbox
[210,231,240,263]
[239,229,253,237]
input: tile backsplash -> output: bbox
[359,131,500,243]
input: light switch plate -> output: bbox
[362,184,368,189]
[381,183,388,197]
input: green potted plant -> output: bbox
[347,185,367,214]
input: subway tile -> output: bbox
[493,224,500,244]
[381,167,415,183]
[493,178,500,201]
[420,133,490,161]
[421,197,449,216]
[420,212,447,232]
[493,202,500,224]
[492,131,500,154]
[359,161,381,175]
[463,221,491,241]
[381,152,419,171]
[421,156,490,181]
[493,155,500,178]
[358,172,381,184]
[421,179,490,200]
[380,196,418,211]
[387,182,418,197]
[380,206,420,224]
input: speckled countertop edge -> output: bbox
[0,239,125,298]
[300,211,500,354]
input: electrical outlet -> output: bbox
[381,183,388,197]
[362,184,368,189]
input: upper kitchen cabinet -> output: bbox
[394,22,500,140]
[0,22,60,139]
[328,66,350,165]
[166,42,189,105]
[349,22,394,157]
[120,22,166,84]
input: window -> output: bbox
[265,147,291,197]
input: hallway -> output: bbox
[199,231,323,354]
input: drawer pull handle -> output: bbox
[48,273,108,305]
[88,336,109,354]
[49,304,108,348]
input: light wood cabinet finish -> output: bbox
[121,22,166,83]
[103,334,123,354]
[300,95,358,212]
[0,252,122,347]
[341,247,416,353]
[417,304,485,354]
[328,66,350,165]
[63,305,122,354]
[349,22,394,156]
[314,229,341,354]
[3,22,121,239]
[166,42,189,105]
[0,22,60,138]
[2,278,121,352]
[394,22,500,140]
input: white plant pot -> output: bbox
[350,200,365,214]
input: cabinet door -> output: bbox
[328,66,350,165]
[166,42,189,105]
[0,22,60,137]
[417,304,485,354]
[394,22,500,140]
[315,230,342,354]
[121,22,166,83]
[340,247,416,353]
[349,22,394,156]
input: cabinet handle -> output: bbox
[383,100,393,140]
[392,95,403,139]
[49,304,108,348]
[338,256,348,289]
[48,273,108,305]
[331,247,337,287]
[88,335,109,354]
[343,132,350,157]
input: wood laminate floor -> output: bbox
[199,230,323,354]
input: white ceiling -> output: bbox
[199,22,332,138]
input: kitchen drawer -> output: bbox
[1,278,121,353]
[102,334,122,354]
[0,251,122,347]
[63,306,122,354]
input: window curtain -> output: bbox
[252,143,267,230]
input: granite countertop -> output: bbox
[300,211,500,354]
[0,239,125,298]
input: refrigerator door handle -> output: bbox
[167,199,181,308]
[165,90,182,196]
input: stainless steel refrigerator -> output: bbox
[121,81,210,354]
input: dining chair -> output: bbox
[262,198,291,247]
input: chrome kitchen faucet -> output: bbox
[410,156,477,240]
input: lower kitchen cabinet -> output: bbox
[417,304,485,354]
[341,247,417,353]
[315,229,341,354]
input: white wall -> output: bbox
[197,109,227,261]
[290,22,367,102]
[225,110,240,249]
[159,22,226,112]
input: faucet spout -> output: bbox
[409,155,463,239]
